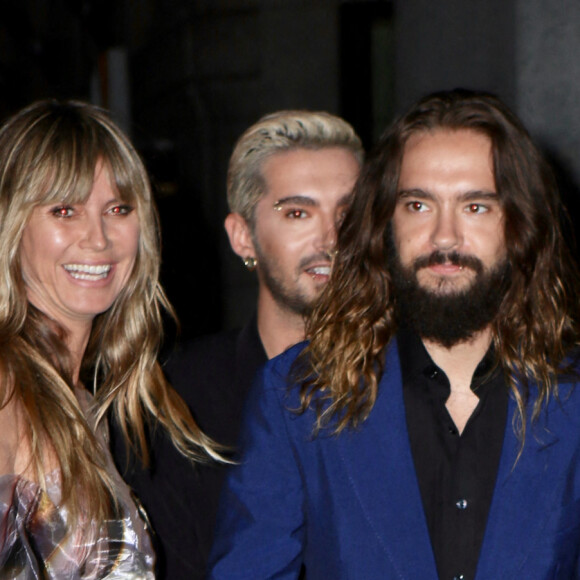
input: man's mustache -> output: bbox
[413,251,484,274]
[298,252,335,270]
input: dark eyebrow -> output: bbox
[397,189,499,202]
[458,191,499,202]
[273,195,318,209]
[273,192,355,210]
[397,189,436,201]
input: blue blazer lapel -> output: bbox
[336,341,439,579]
[475,394,564,578]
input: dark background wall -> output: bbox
[1,0,579,339]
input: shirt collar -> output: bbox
[396,324,500,394]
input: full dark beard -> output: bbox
[391,250,511,348]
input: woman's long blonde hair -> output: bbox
[0,100,223,525]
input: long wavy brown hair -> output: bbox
[0,100,224,527]
[300,89,580,440]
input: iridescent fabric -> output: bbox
[0,390,155,579]
[0,468,155,579]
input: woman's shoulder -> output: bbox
[0,396,38,477]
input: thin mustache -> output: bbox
[298,252,334,270]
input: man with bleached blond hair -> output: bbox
[115,109,363,579]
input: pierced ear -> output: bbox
[224,213,255,260]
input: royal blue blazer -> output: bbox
[208,341,580,579]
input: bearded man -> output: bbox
[208,89,580,580]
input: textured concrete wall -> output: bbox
[393,0,580,246]
[395,0,517,112]
[516,0,580,190]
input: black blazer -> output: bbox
[110,317,267,580]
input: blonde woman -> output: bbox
[0,100,221,578]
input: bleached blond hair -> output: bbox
[227,110,364,224]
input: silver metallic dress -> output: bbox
[0,392,155,579]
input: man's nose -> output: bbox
[315,213,338,252]
[431,209,461,251]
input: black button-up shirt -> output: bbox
[398,327,508,580]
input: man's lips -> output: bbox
[300,252,334,279]
[426,262,465,275]
[414,251,483,275]
[305,264,331,277]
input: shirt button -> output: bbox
[452,575,465,580]
[448,426,458,435]
[455,499,468,510]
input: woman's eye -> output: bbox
[108,204,134,216]
[50,206,74,218]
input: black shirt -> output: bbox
[111,317,268,580]
[398,328,508,580]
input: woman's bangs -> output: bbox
[102,146,144,206]
[24,133,99,206]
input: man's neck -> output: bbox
[422,327,493,434]
[256,292,306,359]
